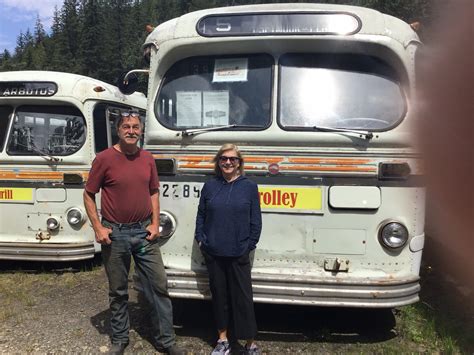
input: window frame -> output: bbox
[0,105,13,153]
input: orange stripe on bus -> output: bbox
[279,165,376,172]
[154,154,284,164]
[153,154,377,172]
[0,171,89,180]
[288,158,373,165]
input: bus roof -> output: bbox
[145,3,419,48]
[0,70,147,108]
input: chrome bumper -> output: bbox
[0,242,96,261]
[165,269,420,308]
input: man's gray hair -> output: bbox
[114,109,143,130]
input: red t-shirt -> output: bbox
[85,147,159,223]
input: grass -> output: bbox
[392,263,474,353]
[0,260,104,323]
[396,304,456,352]
[0,260,472,353]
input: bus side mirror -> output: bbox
[117,71,139,95]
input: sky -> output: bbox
[0,0,64,54]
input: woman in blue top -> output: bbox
[195,143,262,355]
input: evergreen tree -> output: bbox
[34,15,47,44]
[31,43,48,70]
[60,0,82,72]
[79,0,107,78]
[46,6,64,71]
[0,50,13,71]
[101,0,135,83]
[15,32,26,58]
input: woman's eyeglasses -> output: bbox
[121,111,140,118]
[219,156,240,164]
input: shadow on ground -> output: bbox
[0,254,103,273]
[171,298,396,346]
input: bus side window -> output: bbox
[0,106,12,152]
[93,104,108,153]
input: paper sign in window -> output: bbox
[213,58,248,82]
[176,91,202,127]
[203,91,229,126]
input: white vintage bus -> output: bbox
[0,71,146,261]
[123,3,425,307]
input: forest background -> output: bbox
[0,0,433,86]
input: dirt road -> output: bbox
[0,258,472,354]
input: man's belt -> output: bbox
[102,217,151,230]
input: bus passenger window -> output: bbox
[279,53,407,131]
[6,105,86,156]
[0,106,12,152]
[156,54,273,130]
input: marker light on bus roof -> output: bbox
[93,86,106,92]
[146,24,155,33]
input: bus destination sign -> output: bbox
[198,13,361,37]
[0,81,57,97]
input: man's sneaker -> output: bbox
[244,343,261,355]
[211,339,231,355]
[162,344,187,355]
[108,342,128,355]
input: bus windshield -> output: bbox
[279,53,406,131]
[7,105,86,156]
[156,54,273,130]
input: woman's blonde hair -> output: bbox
[212,143,245,177]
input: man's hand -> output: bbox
[95,225,113,245]
[146,223,160,241]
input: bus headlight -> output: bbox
[379,221,409,249]
[159,211,176,238]
[66,207,85,226]
[46,217,60,231]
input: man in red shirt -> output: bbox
[83,110,185,355]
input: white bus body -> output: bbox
[139,4,424,307]
[0,71,147,261]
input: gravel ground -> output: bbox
[0,257,472,354]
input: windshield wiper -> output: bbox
[180,124,254,137]
[312,125,373,140]
[16,141,62,163]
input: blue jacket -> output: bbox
[195,175,262,257]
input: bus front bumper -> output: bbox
[164,269,420,308]
[0,242,96,261]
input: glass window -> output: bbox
[93,104,147,153]
[156,54,273,129]
[7,105,86,156]
[279,54,406,131]
[0,106,13,152]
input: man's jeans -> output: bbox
[101,220,175,348]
